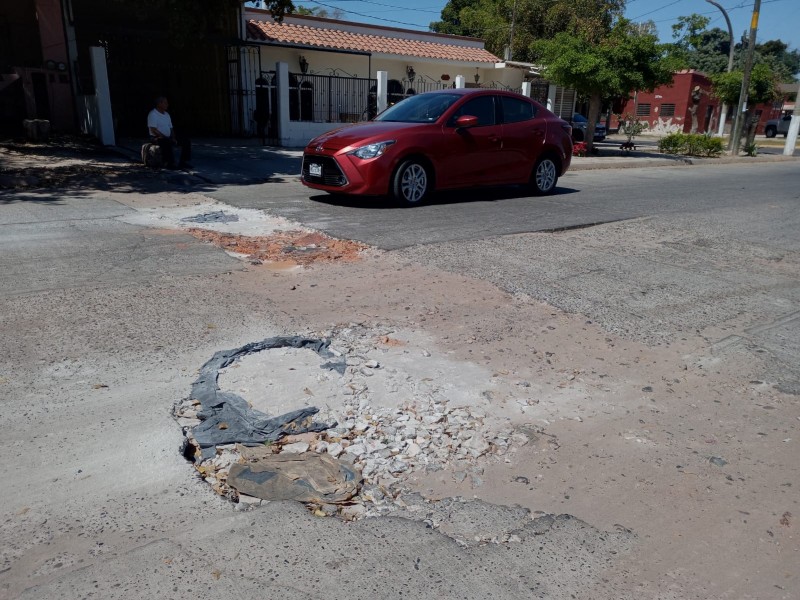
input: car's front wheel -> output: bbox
[531,155,559,195]
[392,159,430,205]
[765,125,777,138]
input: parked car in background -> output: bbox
[765,112,792,138]
[570,113,606,142]
[301,89,573,205]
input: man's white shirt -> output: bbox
[147,109,173,138]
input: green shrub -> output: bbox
[686,135,705,156]
[658,133,687,154]
[703,137,724,157]
[658,133,724,157]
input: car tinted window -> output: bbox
[449,96,496,127]
[501,97,535,123]
[375,93,460,123]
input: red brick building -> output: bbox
[611,70,720,134]
[610,71,796,137]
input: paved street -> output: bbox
[1,141,798,599]
[209,160,799,249]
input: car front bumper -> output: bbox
[301,152,392,196]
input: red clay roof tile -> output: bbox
[247,20,501,63]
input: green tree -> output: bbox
[295,5,345,18]
[532,19,678,151]
[711,63,781,147]
[754,40,800,83]
[671,13,799,81]
[431,0,625,62]
[670,14,731,74]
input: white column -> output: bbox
[717,104,728,137]
[521,81,531,97]
[89,46,114,145]
[546,84,557,112]
[784,115,799,156]
[376,70,388,114]
[455,75,465,89]
[276,61,290,147]
[784,80,800,156]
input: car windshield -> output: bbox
[375,93,461,123]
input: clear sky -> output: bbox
[278,0,800,51]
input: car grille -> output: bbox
[302,155,347,187]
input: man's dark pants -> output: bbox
[154,135,191,167]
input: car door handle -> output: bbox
[488,136,501,144]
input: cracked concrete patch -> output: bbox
[118,200,367,266]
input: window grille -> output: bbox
[660,103,676,117]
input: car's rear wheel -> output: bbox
[531,155,559,195]
[765,125,777,138]
[392,159,430,205]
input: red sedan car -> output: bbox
[301,88,573,204]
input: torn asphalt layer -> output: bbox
[189,336,346,459]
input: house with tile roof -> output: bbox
[239,8,562,146]
[7,1,575,146]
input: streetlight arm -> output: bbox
[705,0,735,73]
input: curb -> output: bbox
[570,152,798,171]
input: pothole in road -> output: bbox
[174,325,548,535]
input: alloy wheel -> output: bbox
[535,159,556,193]
[400,163,428,203]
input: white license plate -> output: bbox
[309,163,322,177]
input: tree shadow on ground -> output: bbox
[0,135,301,203]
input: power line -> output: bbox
[307,0,435,28]
[630,0,791,23]
[629,0,686,21]
[294,0,442,12]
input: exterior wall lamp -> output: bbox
[299,55,309,74]
[474,68,480,84]
[406,65,416,83]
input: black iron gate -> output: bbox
[226,44,278,145]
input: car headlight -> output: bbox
[350,140,395,159]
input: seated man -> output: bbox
[147,96,192,169]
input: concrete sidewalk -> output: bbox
[115,136,799,186]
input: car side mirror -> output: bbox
[455,115,479,129]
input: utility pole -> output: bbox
[505,0,518,61]
[706,0,735,137]
[728,0,761,153]
[783,79,800,156]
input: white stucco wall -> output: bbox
[255,46,502,94]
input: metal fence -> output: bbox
[289,72,377,123]
[386,76,451,107]
[408,76,452,95]
[480,80,523,94]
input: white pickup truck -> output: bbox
[765,112,792,138]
